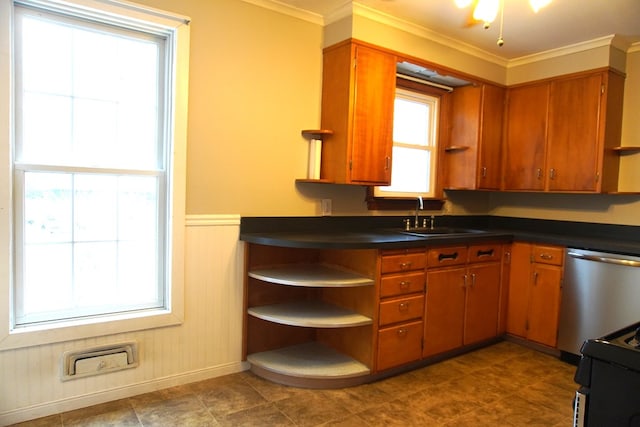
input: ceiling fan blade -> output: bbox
[460,0,482,27]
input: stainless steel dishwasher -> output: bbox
[558,248,640,361]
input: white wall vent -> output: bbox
[61,342,138,381]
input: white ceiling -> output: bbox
[268,0,640,60]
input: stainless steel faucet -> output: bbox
[414,196,423,228]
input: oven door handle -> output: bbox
[567,251,640,268]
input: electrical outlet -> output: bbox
[321,199,332,216]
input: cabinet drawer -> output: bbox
[468,244,502,264]
[380,272,425,298]
[377,320,423,371]
[379,294,424,326]
[381,252,426,274]
[427,246,468,268]
[533,245,564,266]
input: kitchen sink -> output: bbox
[399,227,488,237]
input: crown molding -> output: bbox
[507,35,616,68]
[240,0,324,26]
[352,3,509,68]
[626,41,640,54]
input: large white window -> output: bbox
[0,0,189,348]
[375,88,439,198]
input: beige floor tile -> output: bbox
[8,341,580,427]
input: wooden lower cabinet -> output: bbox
[377,320,423,371]
[506,242,564,347]
[423,266,466,356]
[423,243,502,358]
[376,249,426,371]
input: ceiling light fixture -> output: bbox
[455,0,552,47]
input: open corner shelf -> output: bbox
[248,264,374,287]
[612,146,640,154]
[295,178,335,184]
[444,145,470,152]
[247,342,370,381]
[248,300,373,328]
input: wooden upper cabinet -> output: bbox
[503,69,625,193]
[444,83,506,190]
[503,82,549,191]
[547,71,624,192]
[320,40,396,185]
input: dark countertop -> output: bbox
[240,215,640,255]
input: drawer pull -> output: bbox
[397,328,407,337]
[477,249,494,257]
[539,253,553,260]
[399,261,412,269]
[438,252,458,262]
[398,302,409,311]
[399,281,411,289]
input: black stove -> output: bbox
[573,321,640,426]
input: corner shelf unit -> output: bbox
[244,246,378,388]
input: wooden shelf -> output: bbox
[295,178,335,184]
[247,342,370,379]
[612,146,640,154]
[249,264,374,288]
[248,301,373,328]
[301,129,333,140]
[444,145,470,152]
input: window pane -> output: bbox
[393,98,430,147]
[18,171,162,323]
[17,11,161,170]
[378,146,431,194]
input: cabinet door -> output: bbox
[350,44,396,184]
[527,263,562,347]
[477,84,505,190]
[445,85,482,189]
[444,84,504,190]
[423,267,466,357]
[506,242,532,338]
[547,73,603,191]
[503,83,549,190]
[377,320,423,371]
[464,263,501,345]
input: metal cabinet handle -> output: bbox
[471,273,476,288]
[536,168,543,179]
[399,281,410,289]
[539,253,553,260]
[399,262,412,269]
[477,249,494,258]
[438,252,458,262]
[462,274,468,288]
[482,166,487,178]
[398,302,409,311]
[549,168,556,180]
[397,328,407,337]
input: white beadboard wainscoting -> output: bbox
[0,214,248,426]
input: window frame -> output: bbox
[0,0,190,350]
[367,78,448,210]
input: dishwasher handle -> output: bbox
[567,251,640,268]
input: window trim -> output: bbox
[0,0,190,350]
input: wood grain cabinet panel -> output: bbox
[320,40,396,185]
[444,83,505,190]
[506,242,565,348]
[503,82,549,191]
[503,69,624,193]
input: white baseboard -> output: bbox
[0,361,250,426]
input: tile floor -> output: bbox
[11,341,578,427]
